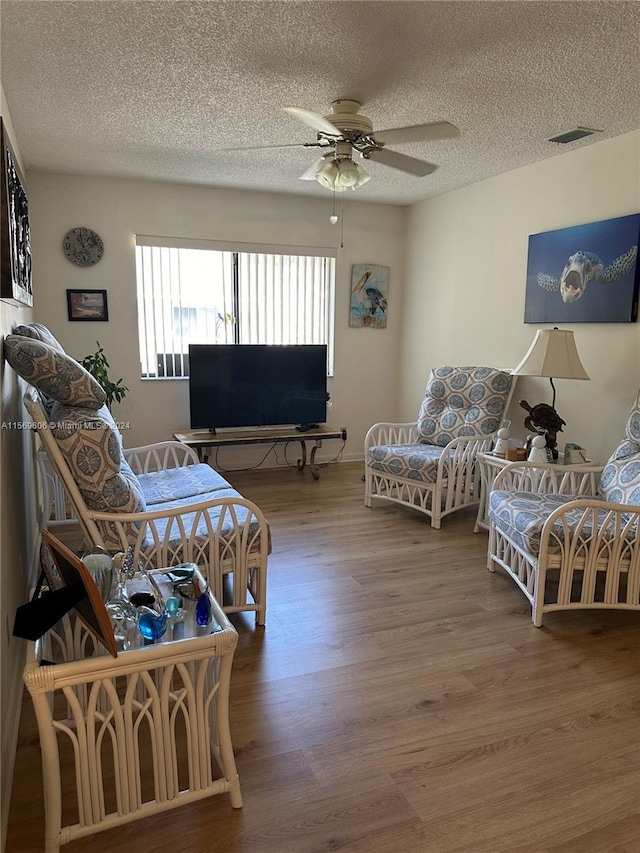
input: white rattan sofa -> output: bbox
[488,392,640,626]
[5,324,269,625]
[365,366,515,528]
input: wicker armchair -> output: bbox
[365,366,515,528]
[25,388,269,625]
[488,392,640,626]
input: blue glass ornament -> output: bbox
[195,590,212,627]
[165,596,181,616]
[137,607,168,641]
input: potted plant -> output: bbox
[80,341,129,410]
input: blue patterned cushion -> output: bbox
[13,323,65,352]
[137,464,231,505]
[49,402,146,549]
[4,335,106,409]
[367,443,443,484]
[417,366,512,447]
[489,490,603,557]
[141,486,242,516]
[138,487,268,555]
[598,396,640,505]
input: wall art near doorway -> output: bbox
[349,263,390,328]
[524,213,640,323]
[0,118,32,306]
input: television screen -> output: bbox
[189,344,328,430]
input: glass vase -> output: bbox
[81,546,114,602]
[105,547,137,647]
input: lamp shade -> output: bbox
[512,328,590,380]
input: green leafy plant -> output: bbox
[80,342,129,410]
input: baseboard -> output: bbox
[335,451,363,463]
[209,450,364,471]
[1,644,26,852]
[1,527,40,852]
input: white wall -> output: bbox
[0,87,38,850]
[402,130,640,464]
[27,174,406,465]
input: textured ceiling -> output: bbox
[1,0,639,205]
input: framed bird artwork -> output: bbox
[524,213,640,323]
[350,264,390,329]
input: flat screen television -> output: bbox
[189,344,328,431]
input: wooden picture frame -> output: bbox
[41,529,117,657]
[0,117,32,306]
[67,288,109,321]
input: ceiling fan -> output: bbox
[278,99,460,191]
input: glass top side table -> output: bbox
[23,566,242,853]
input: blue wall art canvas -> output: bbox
[524,213,640,323]
[350,264,390,328]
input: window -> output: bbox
[135,237,336,378]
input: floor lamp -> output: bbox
[512,327,590,459]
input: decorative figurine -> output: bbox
[137,607,168,641]
[195,583,212,627]
[493,426,511,458]
[528,433,552,464]
[519,400,566,461]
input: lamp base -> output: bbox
[519,399,566,461]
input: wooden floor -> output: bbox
[7,461,640,852]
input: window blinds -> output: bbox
[135,241,336,377]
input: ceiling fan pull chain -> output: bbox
[340,196,344,249]
[329,187,339,226]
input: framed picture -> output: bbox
[41,529,117,657]
[0,118,32,306]
[67,288,109,321]
[524,213,640,323]
[349,264,390,328]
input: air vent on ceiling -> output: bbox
[548,127,602,144]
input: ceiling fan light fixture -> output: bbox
[315,159,340,190]
[336,158,362,188]
[315,157,369,192]
[352,162,371,189]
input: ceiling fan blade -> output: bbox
[217,142,313,152]
[283,106,340,136]
[363,148,437,177]
[299,156,331,181]
[372,121,460,145]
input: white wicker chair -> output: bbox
[488,393,640,626]
[4,323,268,624]
[365,366,515,528]
[25,388,269,625]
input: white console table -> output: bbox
[175,424,347,479]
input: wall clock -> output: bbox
[63,227,104,267]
